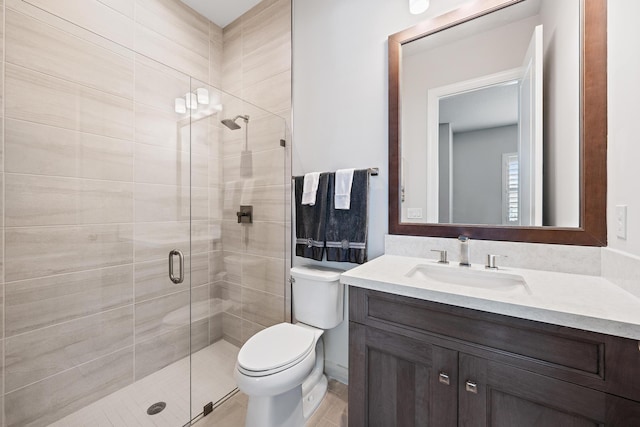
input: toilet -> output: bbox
[234,265,344,427]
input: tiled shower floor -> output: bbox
[50,340,240,427]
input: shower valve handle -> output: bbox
[236,205,253,224]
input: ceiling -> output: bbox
[403,0,542,57]
[180,0,263,28]
[440,82,519,133]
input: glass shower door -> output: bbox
[188,76,289,421]
[188,78,235,420]
[2,48,195,425]
[125,58,195,425]
[2,41,290,426]
[1,2,284,424]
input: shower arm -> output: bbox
[233,115,249,150]
[220,114,250,149]
[244,120,248,151]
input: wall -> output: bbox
[451,125,518,225]
[608,0,640,258]
[222,0,291,119]
[292,0,470,262]
[292,0,470,384]
[216,0,292,348]
[602,0,640,293]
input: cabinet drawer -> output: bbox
[350,287,640,401]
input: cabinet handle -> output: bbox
[438,372,450,385]
[465,380,478,394]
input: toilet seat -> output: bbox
[237,323,316,377]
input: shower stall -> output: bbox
[0,2,290,425]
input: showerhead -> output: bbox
[221,118,241,130]
[221,114,249,130]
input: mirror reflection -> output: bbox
[400,0,580,227]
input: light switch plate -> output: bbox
[616,205,627,239]
[407,208,423,219]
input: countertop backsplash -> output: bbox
[602,247,640,298]
[384,235,602,276]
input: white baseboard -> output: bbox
[324,360,348,385]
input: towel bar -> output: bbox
[292,167,378,180]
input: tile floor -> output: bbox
[197,379,348,427]
[50,340,239,426]
[44,339,348,427]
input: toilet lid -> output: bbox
[238,323,316,372]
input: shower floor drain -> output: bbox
[147,402,166,415]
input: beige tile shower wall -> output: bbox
[222,0,291,117]
[1,0,223,425]
[219,0,292,346]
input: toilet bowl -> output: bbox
[234,265,344,427]
[234,323,327,426]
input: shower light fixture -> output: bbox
[185,92,197,110]
[174,90,220,115]
[175,97,187,114]
[409,0,429,14]
[196,88,210,105]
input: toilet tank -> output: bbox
[291,265,344,329]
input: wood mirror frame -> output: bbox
[388,0,607,246]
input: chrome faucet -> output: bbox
[458,236,470,267]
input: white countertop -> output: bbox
[340,254,640,340]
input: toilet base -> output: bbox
[243,338,328,427]
[245,386,305,427]
[301,337,328,420]
[243,376,328,427]
[302,373,328,420]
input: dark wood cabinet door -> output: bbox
[459,353,640,427]
[349,322,458,427]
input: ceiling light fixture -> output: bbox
[409,0,430,15]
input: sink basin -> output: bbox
[405,264,527,292]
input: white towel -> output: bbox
[302,172,321,205]
[334,168,355,210]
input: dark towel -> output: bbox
[294,173,329,260]
[325,169,369,264]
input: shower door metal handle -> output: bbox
[168,249,184,284]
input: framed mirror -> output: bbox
[388,0,607,245]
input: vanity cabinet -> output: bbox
[350,322,458,425]
[349,287,640,426]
